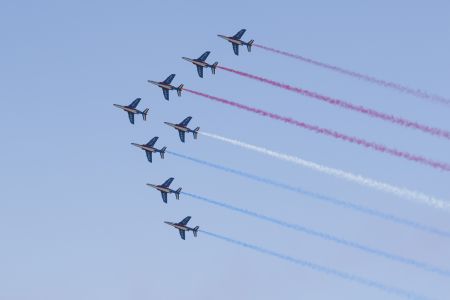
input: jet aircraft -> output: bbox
[164,216,199,240]
[164,116,199,143]
[113,98,149,124]
[182,51,218,78]
[218,29,254,56]
[146,177,181,203]
[147,74,184,101]
[131,137,166,163]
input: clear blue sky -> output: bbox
[1,0,450,299]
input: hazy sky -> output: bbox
[1,1,450,299]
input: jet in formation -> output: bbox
[165,216,199,240]
[218,29,254,56]
[113,98,149,124]
[131,137,166,163]
[164,116,199,143]
[182,51,218,78]
[147,74,184,101]
[147,177,182,203]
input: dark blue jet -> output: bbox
[131,137,166,163]
[218,29,254,56]
[165,216,199,240]
[164,116,199,143]
[182,51,218,78]
[113,98,149,124]
[146,177,182,203]
[147,74,184,101]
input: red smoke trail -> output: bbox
[254,44,450,106]
[217,65,450,140]
[184,88,450,172]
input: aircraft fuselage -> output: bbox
[147,183,172,194]
[148,80,176,91]
[218,35,244,45]
[113,104,140,114]
[131,143,158,153]
[164,221,193,232]
[182,57,210,68]
[164,122,190,132]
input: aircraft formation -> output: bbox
[113,29,253,240]
[105,21,450,299]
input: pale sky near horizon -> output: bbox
[1,1,450,299]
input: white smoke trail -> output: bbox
[200,131,450,210]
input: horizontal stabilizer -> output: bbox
[142,108,149,121]
[175,188,182,199]
[247,40,254,52]
[160,146,167,159]
[211,62,218,74]
[193,226,199,237]
[193,127,200,139]
[177,84,184,97]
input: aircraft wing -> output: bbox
[179,229,185,240]
[128,112,135,124]
[129,98,141,108]
[196,65,204,78]
[146,136,159,147]
[197,51,210,61]
[233,29,246,39]
[161,192,168,203]
[179,116,192,127]
[179,216,191,225]
[146,151,152,162]
[162,177,174,188]
[232,43,239,56]
[178,130,185,143]
[162,88,170,101]
[163,74,176,84]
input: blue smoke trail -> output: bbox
[167,150,450,239]
[183,191,450,279]
[200,229,428,300]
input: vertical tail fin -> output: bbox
[193,127,200,139]
[160,146,167,159]
[193,226,199,237]
[177,84,184,97]
[142,108,149,121]
[211,62,218,74]
[247,40,254,52]
[175,188,182,199]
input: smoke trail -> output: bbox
[254,43,450,106]
[167,150,450,238]
[185,191,450,278]
[195,131,450,210]
[200,229,428,300]
[217,65,450,140]
[184,88,450,172]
